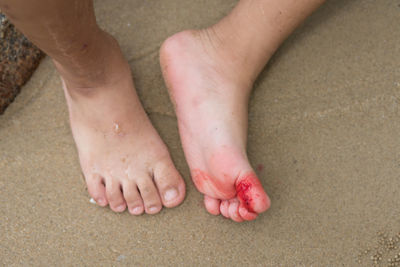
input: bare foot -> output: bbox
[58,32,185,215]
[160,30,270,222]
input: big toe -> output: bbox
[153,159,186,208]
[236,172,271,215]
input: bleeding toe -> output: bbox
[236,172,271,214]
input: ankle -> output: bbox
[198,25,269,89]
[53,30,129,91]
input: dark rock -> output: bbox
[0,12,45,114]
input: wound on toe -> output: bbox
[236,180,254,212]
[235,173,260,213]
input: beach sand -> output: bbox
[1,0,399,265]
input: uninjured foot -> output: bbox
[58,31,185,215]
[160,29,270,222]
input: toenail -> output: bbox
[164,188,178,201]
[131,206,142,214]
[148,206,159,213]
[116,204,125,211]
[97,198,105,205]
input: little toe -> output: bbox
[86,174,108,207]
[122,180,144,215]
[153,161,186,208]
[220,200,230,218]
[228,199,244,222]
[137,176,162,214]
[105,178,126,212]
[204,195,220,215]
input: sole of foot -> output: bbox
[160,29,270,222]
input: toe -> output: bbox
[105,178,126,212]
[228,199,244,222]
[236,172,271,214]
[136,175,162,214]
[220,200,230,218]
[204,195,220,215]
[238,205,258,221]
[122,180,144,215]
[153,161,186,208]
[86,174,108,207]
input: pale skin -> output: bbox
[0,0,324,221]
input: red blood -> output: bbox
[191,169,236,199]
[236,179,255,213]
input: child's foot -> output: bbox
[57,31,185,215]
[160,30,270,222]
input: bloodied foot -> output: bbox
[160,30,270,222]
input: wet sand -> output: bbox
[1,0,399,265]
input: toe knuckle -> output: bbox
[139,185,153,195]
[107,193,118,202]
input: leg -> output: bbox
[0,0,185,214]
[160,0,324,221]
